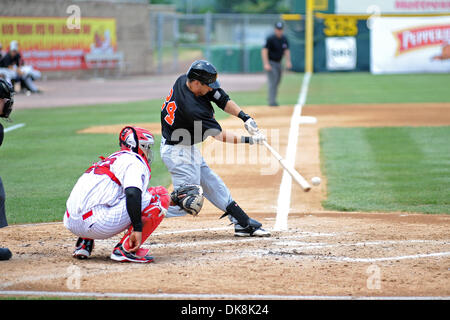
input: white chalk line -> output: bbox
[66,235,450,264]
[0,232,339,290]
[4,123,25,133]
[0,290,448,300]
[274,72,311,231]
[273,239,450,249]
[2,248,448,292]
[153,226,231,236]
[94,232,339,249]
[2,232,448,294]
[260,239,450,263]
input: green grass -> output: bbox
[0,72,302,225]
[3,72,449,224]
[229,72,303,106]
[320,126,450,214]
[307,73,450,105]
[1,100,170,224]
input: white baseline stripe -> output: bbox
[0,290,448,300]
[153,227,230,236]
[336,251,450,263]
[4,123,25,133]
[274,72,312,231]
[98,232,339,249]
[0,291,450,300]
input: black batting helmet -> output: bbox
[186,60,220,89]
[0,78,14,119]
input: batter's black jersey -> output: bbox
[161,74,230,146]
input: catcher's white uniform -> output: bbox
[64,150,153,239]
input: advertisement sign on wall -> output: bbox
[0,16,118,71]
[370,16,450,73]
[336,0,450,14]
[326,36,357,70]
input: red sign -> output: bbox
[395,24,450,55]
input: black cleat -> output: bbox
[72,237,94,259]
[0,247,12,261]
[110,243,154,263]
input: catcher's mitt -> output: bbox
[170,184,204,216]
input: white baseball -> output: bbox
[311,176,321,186]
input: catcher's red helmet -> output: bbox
[119,126,155,164]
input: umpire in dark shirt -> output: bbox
[261,21,292,107]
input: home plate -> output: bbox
[298,116,317,124]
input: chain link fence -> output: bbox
[150,12,304,75]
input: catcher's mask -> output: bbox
[119,126,155,164]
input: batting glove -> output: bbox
[244,118,260,136]
[249,132,266,145]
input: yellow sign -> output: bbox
[0,16,117,70]
[323,17,358,37]
[314,0,328,10]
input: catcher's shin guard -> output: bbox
[119,186,170,254]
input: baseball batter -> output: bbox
[64,126,171,263]
[160,60,270,237]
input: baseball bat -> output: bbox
[262,140,311,192]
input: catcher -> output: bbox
[64,126,203,263]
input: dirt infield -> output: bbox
[1,102,449,298]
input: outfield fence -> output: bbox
[150,9,450,74]
[150,12,286,74]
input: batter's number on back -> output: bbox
[161,88,177,126]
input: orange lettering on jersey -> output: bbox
[164,101,177,125]
[161,88,173,110]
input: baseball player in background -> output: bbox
[160,60,271,237]
[64,126,170,263]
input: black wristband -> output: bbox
[133,222,143,232]
[241,136,252,144]
[238,110,251,122]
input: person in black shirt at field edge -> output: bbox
[261,21,292,107]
